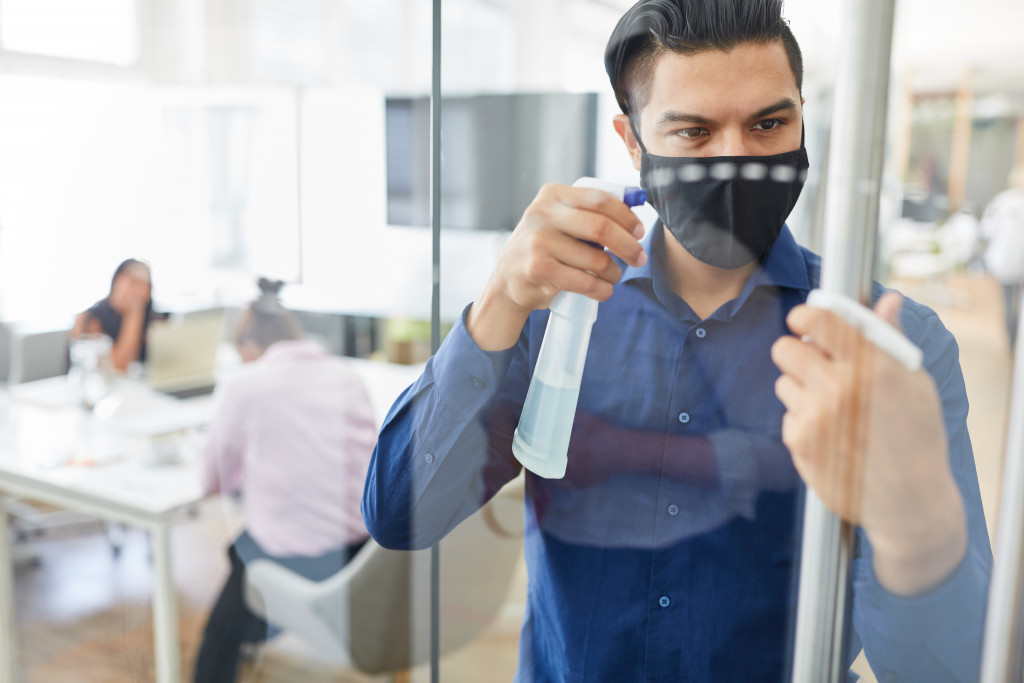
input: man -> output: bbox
[195,279,376,682]
[363,1,991,680]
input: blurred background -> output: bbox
[0,0,1022,681]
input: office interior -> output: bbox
[0,0,1022,681]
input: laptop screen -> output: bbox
[145,309,224,397]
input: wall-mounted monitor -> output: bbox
[385,92,599,232]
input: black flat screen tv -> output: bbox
[385,92,599,232]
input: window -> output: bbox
[0,0,140,66]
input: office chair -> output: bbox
[0,321,10,383]
[244,475,525,680]
[8,327,69,384]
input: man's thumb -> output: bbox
[873,291,904,333]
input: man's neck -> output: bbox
[659,226,759,320]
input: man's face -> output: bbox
[621,41,803,164]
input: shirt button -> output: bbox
[424,453,435,464]
[470,377,484,389]
[667,504,679,516]
[659,595,671,608]
[695,327,707,339]
[677,412,690,425]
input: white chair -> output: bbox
[244,476,525,679]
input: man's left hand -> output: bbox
[771,291,967,596]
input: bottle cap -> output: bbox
[623,187,647,208]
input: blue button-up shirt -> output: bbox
[363,224,991,682]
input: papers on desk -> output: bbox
[2,377,213,470]
[103,396,212,438]
[7,376,212,436]
[6,376,79,409]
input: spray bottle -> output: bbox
[512,177,647,479]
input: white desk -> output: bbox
[0,359,424,683]
[0,377,212,683]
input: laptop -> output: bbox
[145,309,224,399]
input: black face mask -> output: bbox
[631,119,809,269]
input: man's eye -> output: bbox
[676,127,707,138]
[753,119,783,132]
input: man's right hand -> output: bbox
[466,183,648,351]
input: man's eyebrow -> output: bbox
[655,111,714,127]
[749,98,800,121]
[655,98,800,128]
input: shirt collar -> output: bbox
[619,221,811,322]
[756,225,811,291]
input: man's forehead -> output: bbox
[647,41,798,101]
[644,42,800,119]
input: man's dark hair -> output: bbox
[605,0,803,117]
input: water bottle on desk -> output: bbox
[512,178,647,479]
[67,334,116,412]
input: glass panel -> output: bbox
[0,0,436,681]
[418,2,1008,681]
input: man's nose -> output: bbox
[716,131,753,157]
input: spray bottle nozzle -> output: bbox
[623,187,647,208]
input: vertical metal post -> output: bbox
[0,494,17,683]
[429,0,443,681]
[980,293,1024,682]
[791,1,897,681]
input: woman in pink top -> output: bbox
[193,279,377,683]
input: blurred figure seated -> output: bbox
[981,165,1024,350]
[69,258,164,373]
[193,277,378,683]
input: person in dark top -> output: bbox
[70,258,161,373]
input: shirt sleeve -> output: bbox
[201,381,247,497]
[361,305,525,550]
[850,296,993,682]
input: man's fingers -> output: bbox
[549,233,624,285]
[873,291,904,332]
[558,184,646,237]
[774,373,805,413]
[771,334,833,387]
[549,267,616,302]
[548,185,647,268]
[785,303,863,362]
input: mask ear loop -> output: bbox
[628,115,648,155]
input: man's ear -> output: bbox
[613,114,643,172]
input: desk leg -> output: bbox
[151,524,181,683]
[0,495,17,683]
